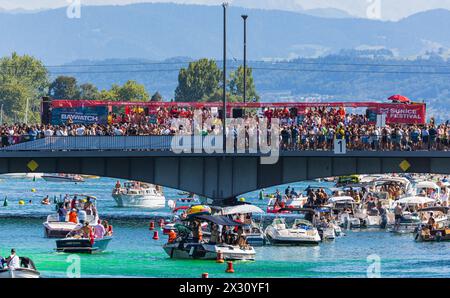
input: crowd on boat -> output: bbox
[1,106,450,151]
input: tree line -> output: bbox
[0,53,258,123]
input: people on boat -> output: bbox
[102,220,113,236]
[191,220,203,243]
[70,195,77,209]
[210,223,220,244]
[68,208,78,223]
[394,203,403,230]
[168,229,177,243]
[67,222,92,238]
[4,249,20,269]
[93,219,106,239]
[58,204,67,222]
[115,180,121,189]
[78,208,87,225]
[427,213,436,230]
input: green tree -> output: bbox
[229,66,259,102]
[79,83,100,100]
[114,80,149,102]
[150,91,163,102]
[0,52,48,123]
[98,81,149,102]
[174,59,222,102]
[48,76,80,99]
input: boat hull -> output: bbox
[0,268,40,278]
[42,176,83,183]
[163,243,255,261]
[43,222,78,238]
[56,237,112,253]
[266,235,320,245]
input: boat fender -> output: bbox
[89,230,95,245]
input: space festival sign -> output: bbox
[51,106,108,125]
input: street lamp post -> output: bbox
[241,15,248,104]
[222,2,228,152]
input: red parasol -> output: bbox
[388,95,411,103]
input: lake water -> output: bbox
[0,176,449,278]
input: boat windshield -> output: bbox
[291,219,313,229]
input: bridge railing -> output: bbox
[0,134,444,152]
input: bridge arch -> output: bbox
[0,152,449,202]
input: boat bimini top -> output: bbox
[191,214,245,226]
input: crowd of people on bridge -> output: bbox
[1,106,449,151]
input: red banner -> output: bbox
[367,103,426,124]
[49,100,426,124]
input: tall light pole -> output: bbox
[241,14,248,104]
[222,2,228,152]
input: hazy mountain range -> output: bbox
[1,3,450,64]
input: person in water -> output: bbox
[41,196,50,205]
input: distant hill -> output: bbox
[1,3,450,64]
[54,50,450,123]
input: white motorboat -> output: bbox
[0,257,40,278]
[43,195,99,238]
[112,181,165,209]
[265,209,321,245]
[414,181,441,199]
[42,174,84,183]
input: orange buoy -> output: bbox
[216,250,224,263]
[149,221,155,231]
[158,218,165,228]
[225,261,234,273]
[202,273,209,278]
[152,230,159,240]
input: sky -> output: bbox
[1,0,450,20]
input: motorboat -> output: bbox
[388,196,434,233]
[112,181,165,209]
[327,196,361,228]
[56,237,113,253]
[163,214,256,261]
[414,181,441,200]
[43,195,99,238]
[371,177,414,198]
[0,257,40,278]
[265,208,321,245]
[315,207,342,240]
[415,207,450,242]
[266,196,306,213]
[42,174,84,183]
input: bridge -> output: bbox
[1,136,449,203]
